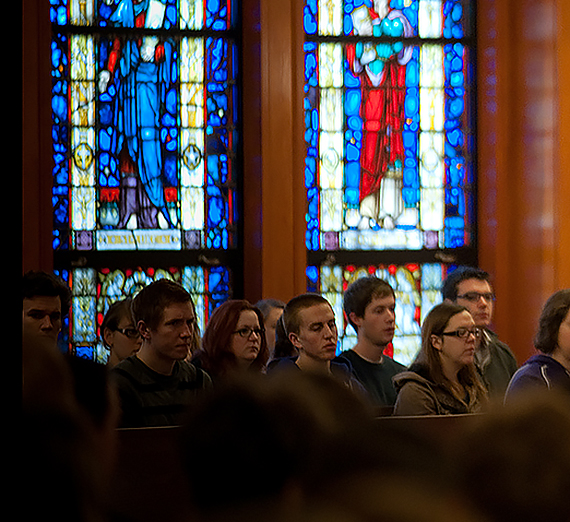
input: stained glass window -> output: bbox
[51,0,238,251]
[56,266,231,362]
[51,0,238,357]
[307,262,450,365]
[304,0,476,361]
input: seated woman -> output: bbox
[393,302,487,416]
[505,289,570,402]
[271,314,298,360]
[255,298,285,358]
[101,298,142,367]
[191,300,269,382]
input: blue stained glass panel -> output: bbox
[305,0,475,252]
[51,0,238,252]
[306,262,450,366]
[58,266,231,362]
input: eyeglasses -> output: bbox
[233,327,264,339]
[441,327,482,340]
[457,292,496,303]
[116,327,140,339]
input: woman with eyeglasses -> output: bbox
[191,300,269,382]
[392,302,488,416]
[101,298,142,367]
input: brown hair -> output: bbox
[197,300,269,377]
[343,276,395,330]
[131,278,195,331]
[534,289,570,355]
[415,302,487,405]
[283,293,331,336]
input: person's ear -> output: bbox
[138,320,151,341]
[289,332,303,351]
[349,312,363,329]
[103,327,114,347]
[431,334,443,352]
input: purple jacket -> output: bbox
[504,354,570,403]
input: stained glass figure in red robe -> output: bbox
[347,0,413,230]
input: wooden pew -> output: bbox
[106,414,483,522]
[106,426,190,522]
[376,413,483,442]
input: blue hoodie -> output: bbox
[504,354,570,403]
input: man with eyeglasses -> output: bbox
[442,266,518,398]
[110,279,212,428]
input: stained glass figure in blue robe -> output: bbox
[98,0,176,229]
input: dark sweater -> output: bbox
[110,355,213,428]
[333,349,406,407]
[267,356,369,397]
[475,329,518,398]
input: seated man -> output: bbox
[270,293,365,395]
[335,276,406,410]
[22,270,71,352]
[110,279,212,428]
[442,266,518,398]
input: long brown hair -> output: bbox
[415,302,487,405]
[196,300,269,377]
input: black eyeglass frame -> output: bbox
[116,327,141,339]
[233,327,265,339]
[456,292,496,302]
[440,327,482,340]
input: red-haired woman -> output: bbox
[191,300,269,382]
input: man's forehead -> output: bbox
[298,303,334,324]
[23,295,62,313]
[161,301,195,319]
[367,293,395,308]
[457,278,493,293]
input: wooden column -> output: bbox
[477,0,570,363]
[554,0,570,287]
[242,0,306,304]
[22,0,53,273]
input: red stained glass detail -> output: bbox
[165,187,178,202]
[101,188,120,202]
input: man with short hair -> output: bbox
[22,270,71,350]
[271,293,365,394]
[442,266,518,398]
[110,278,212,428]
[335,276,406,410]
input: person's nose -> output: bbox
[180,323,193,338]
[40,315,54,331]
[477,294,492,305]
[324,323,336,339]
[465,330,477,343]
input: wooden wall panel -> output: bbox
[478,0,570,363]
[22,0,53,273]
[242,0,306,304]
